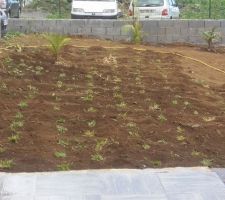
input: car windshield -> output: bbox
[135,0,164,7]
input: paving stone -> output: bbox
[0,168,224,200]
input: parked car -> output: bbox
[129,0,180,19]
[0,0,21,18]
[68,0,118,19]
[0,8,8,37]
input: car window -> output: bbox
[134,0,164,7]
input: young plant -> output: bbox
[8,134,20,143]
[18,101,28,109]
[91,154,104,162]
[54,151,66,158]
[123,21,143,44]
[202,27,221,51]
[0,160,14,169]
[57,162,72,171]
[87,120,96,128]
[44,34,71,62]
[56,125,68,134]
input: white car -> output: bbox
[129,0,180,19]
[68,0,118,19]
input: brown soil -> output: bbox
[0,35,224,172]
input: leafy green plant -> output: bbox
[57,162,72,171]
[91,154,104,161]
[202,27,221,51]
[158,114,167,123]
[44,34,71,62]
[142,144,150,150]
[0,146,6,153]
[0,160,14,169]
[57,139,69,147]
[10,121,24,132]
[83,130,95,137]
[86,107,97,113]
[56,125,68,134]
[8,134,20,143]
[123,21,143,44]
[54,151,66,158]
[87,120,96,128]
[18,101,28,109]
[201,159,213,167]
[95,139,108,152]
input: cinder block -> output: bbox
[158,27,166,35]
[158,35,173,44]
[85,19,114,28]
[142,21,158,35]
[188,36,205,44]
[113,35,130,42]
[143,35,158,44]
[96,34,114,40]
[188,27,205,36]
[31,20,44,33]
[106,27,121,36]
[91,27,106,35]
[188,20,205,28]
[77,27,92,35]
[204,20,221,29]
[8,19,29,33]
[165,27,180,35]
[176,20,189,29]
[158,20,176,28]
[70,19,85,27]
[113,20,132,28]
[220,20,225,28]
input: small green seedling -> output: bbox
[158,114,167,123]
[18,101,28,109]
[56,125,68,134]
[57,162,72,171]
[54,151,66,158]
[201,159,213,167]
[142,144,150,150]
[83,130,95,137]
[8,134,20,143]
[57,139,69,147]
[0,160,14,169]
[87,120,96,128]
[91,154,104,161]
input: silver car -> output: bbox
[129,0,180,19]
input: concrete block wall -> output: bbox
[6,19,225,45]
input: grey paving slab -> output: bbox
[0,168,224,200]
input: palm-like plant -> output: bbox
[202,27,220,51]
[123,21,143,44]
[44,34,71,62]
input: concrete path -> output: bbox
[0,168,225,200]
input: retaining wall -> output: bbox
[5,19,225,45]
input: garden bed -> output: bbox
[0,35,224,172]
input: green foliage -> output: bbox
[44,34,71,61]
[0,160,14,169]
[4,32,23,40]
[177,0,225,19]
[29,0,71,19]
[123,21,143,44]
[202,27,220,50]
